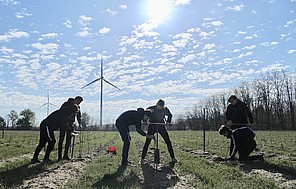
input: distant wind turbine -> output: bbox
[39,91,57,116]
[81,56,120,127]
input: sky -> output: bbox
[0,0,295,126]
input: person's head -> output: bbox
[74,96,83,105]
[228,95,238,106]
[67,98,74,103]
[218,125,231,138]
[137,108,151,122]
[156,99,165,109]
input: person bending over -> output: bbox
[218,125,263,161]
[116,108,153,166]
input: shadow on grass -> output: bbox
[141,162,179,189]
[239,160,296,178]
[0,162,47,188]
[92,165,143,189]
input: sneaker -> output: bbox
[42,159,53,164]
[172,158,178,163]
[140,159,145,165]
[121,160,132,166]
[31,159,41,164]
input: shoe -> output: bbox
[31,159,41,164]
[172,158,178,163]
[121,160,132,166]
[42,159,53,164]
[258,154,264,161]
[140,159,145,165]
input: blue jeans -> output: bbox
[116,122,131,164]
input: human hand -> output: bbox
[226,120,233,126]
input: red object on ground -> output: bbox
[107,146,117,155]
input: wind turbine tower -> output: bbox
[39,91,57,116]
[81,56,120,127]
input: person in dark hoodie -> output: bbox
[218,125,264,161]
[116,108,153,166]
[225,95,254,130]
[31,104,79,164]
[140,99,177,164]
[58,96,83,160]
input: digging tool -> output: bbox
[154,123,160,170]
[70,132,78,159]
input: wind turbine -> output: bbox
[39,91,57,116]
[81,56,120,127]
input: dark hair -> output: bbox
[218,125,231,135]
[75,96,83,101]
[157,99,165,106]
[67,98,74,102]
[227,95,237,102]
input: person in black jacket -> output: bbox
[116,108,153,166]
[31,104,79,164]
[218,125,263,161]
[225,95,254,130]
[140,99,177,164]
[58,96,83,160]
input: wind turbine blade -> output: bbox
[103,79,121,90]
[39,103,48,109]
[81,78,102,89]
[49,103,58,107]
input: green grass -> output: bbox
[1,130,296,189]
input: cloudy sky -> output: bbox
[0,0,295,125]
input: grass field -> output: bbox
[0,130,296,189]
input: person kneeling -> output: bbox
[218,125,264,161]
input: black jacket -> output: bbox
[147,105,172,123]
[116,110,146,136]
[230,127,256,157]
[41,105,78,131]
[60,100,82,125]
[226,100,253,125]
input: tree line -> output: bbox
[1,70,295,131]
[0,109,91,130]
[174,70,296,131]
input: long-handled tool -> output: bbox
[154,123,160,170]
[70,132,79,159]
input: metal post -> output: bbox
[203,108,206,152]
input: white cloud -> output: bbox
[173,0,191,6]
[15,8,32,19]
[119,4,127,10]
[105,8,117,16]
[98,27,110,34]
[31,42,59,54]
[63,20,72,28]
[288,49,296,54]
[76,27,92,37]
[203,43,216,50]
[0,30,30,42]
[78,15,93,26]
[41,33,59,38]
[225,4,244,11]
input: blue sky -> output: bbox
[0,0,295,125]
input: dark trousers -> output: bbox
[58,124,72,159]
[141,124,175,159]
[238,139,256,160]
[116,122,131,164]
[33,124,56,160]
